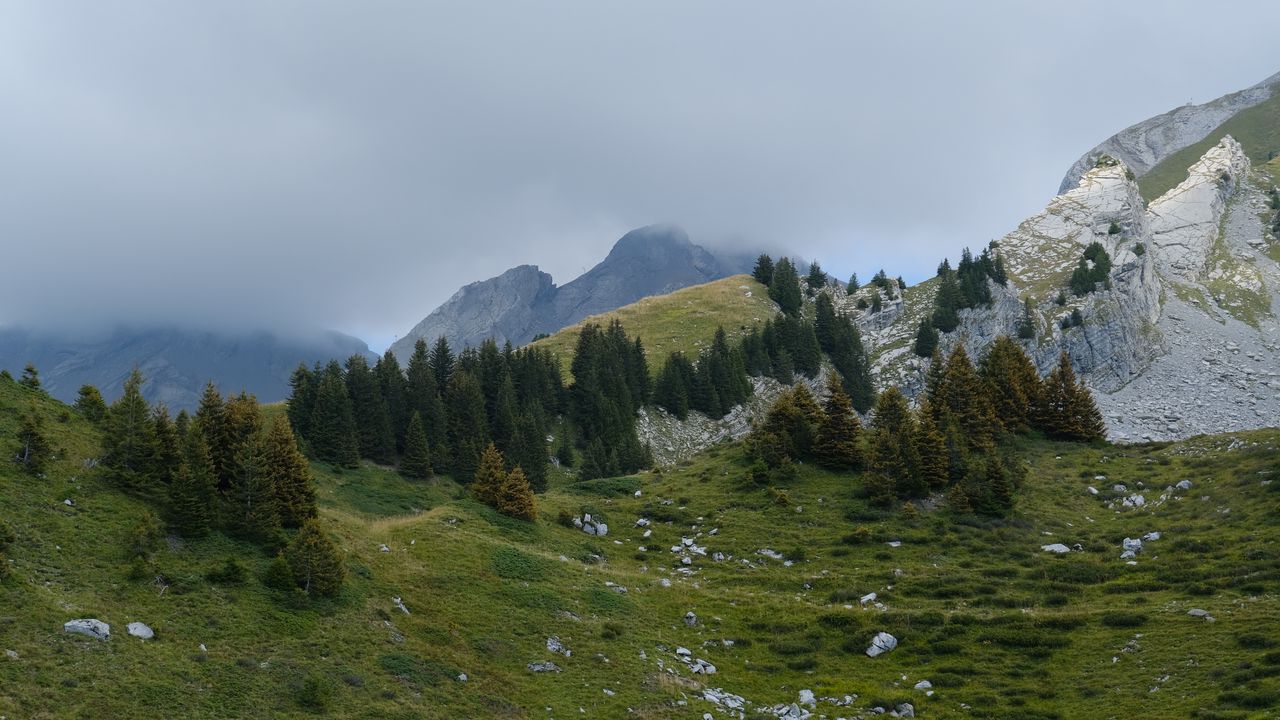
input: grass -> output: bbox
[528,274,776,379]
[3,379,1280,718]
[1138,91,1280,202]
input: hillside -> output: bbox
[528,274,776,379]
[4,374,1280,718]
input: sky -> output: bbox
[1,1,1277,352]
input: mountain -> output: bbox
[388,224,755,359]
[0,326,373,410]
[1059,70,1280,194]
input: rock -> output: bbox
[126,622,154,640]
[1123,537,1144,554]
[526,662,561,673]
[63,498,74,506]
[684,611,698,627]
[199,643,207,652]
[63,619,110,641]
[4,649,18,660]
[1113,484,1128,493]
[1120,550,1136,560]
[914,679,932,691]
[896,702,916,718]
[1176,479,1193,490]
[1143,531,1162,542]
[1041,543,1072,554]
[860,592,878,605]
[378,544,390,553]
[692,659,716,674]
[546,636,571,657]
[676,646,692,657]
[457,673,467,682]
[1087,486,1099,495]
[866,632,898,657]
[799,688,816,706]
[392,597,410,615]
[1188,608,1215,621]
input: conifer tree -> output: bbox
[168,425,216,537]
[913,317,939,358]
[653,352,692,419]
[195,382,232,485]
[937,345,998,452]
[813,375,863,470]
[979,336,1042,433]
[345,355,394,463]
[375,350,409,450]
[1017,297,1037,339]
[913,401,949,491]
[752,253,774,286]
[286,520,345,597]
[768,258,803,316]
[472,443,506,506]
[806,260,828,294]
[814,293,838,353]
[309,362,360,468]
[264,417,316,528]
[406,339,449,466]
[1036,352,1105,442]
[871,289,883,313]
[447,371,489,480]
[870,387,924,498]
[286,363,317,441]
[510,411,549,492]
[400,411,432,479]
[102,369,156,490]
[496,466,537,520]
[931,261,963,333]
[74,385,108,423]
[148,404,181,485]
[228,439,281,546]
[429,336,455,391]
[847,273,859,295]
[15,403,52,476]
[19,363,40,390]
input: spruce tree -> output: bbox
[813,375,863,470]
[429,336,455,391]
[169,425,216,537]
[814,293,837,353]
[979,336,1042,433]
[653,353,692,419]
[806,260,827,294]
[510,412,549,492]
[406,339,449,467]
[870,387,923,498]
[286,520,345,597]
[195,382,232,486]
[768,258,803,316]
[102,369,156,490]
[472,443,506,507]
[15,403,52,476]
[937,345,998,452]
[345,355,395,463]
[913,317,939,358]
[1036,352,1104,442]
[74,385,108,423]
[400,411,432,479]
[847,273,859,295]
[375,350,409,450]
[148,404,181,485]
[446,371,488,480]
[913,401,949,491]
[228,439,281,546]
[496,467,537,520]
[752,253,774,286]
[1017,297,1037,339]
[264,417,317,528]
[19,363,40,390]
[931,261,963,333]
[286,363,317,442]
[310,362,360,468]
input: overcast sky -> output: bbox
[2,1,1277,351]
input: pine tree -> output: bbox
[310,362,360,468]
[102,369,156,490]
[931,261,963,333]
[913,317,939,358]
[870,387,923,498]
[979,336,1042,434]
[19,363,40,390]
[375,350,409,451]
[768,258,803,316]
[429,336,455,391]
[752,253,774,286]
[148,404,181,485]
[937,345,998,452]
[472,443,506,506]
[847,273,859,295]
[446,371,488,480]
[229,439,281,546]
[74,385,108,422]
[806,260,827,294]
[813,375,863,470]
[814,293,837,352]
[345,355,394,463]
[286,363,317,442]
[406,339,449,467]
[286,520,345,597]
[1017,297,1037,339]
[496,467,537,520]
[15,403,53,475]
[195,382,232,486]
[1036,352,1105,442]
[400,411,432,478]
[264,417,316,528]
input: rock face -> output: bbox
[390,224,753,358]
[0,327,372,411]
[1059,71,1280,193]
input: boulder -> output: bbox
[1041,543,1071,554]
[914,680,933,691]
[799,688,816,706]
[896,703,916,718]
[1143,531,1161,542]
[526,662,561,673]
[684,611,698,627]
[866,632,897,657]
[1123,537,1144,553]
[1176,480,1193,490]
[126,622,154,640]
[1188,608,1215,621]
[860,592,877,605]
[546,636,571,657]
[64,619,110,641]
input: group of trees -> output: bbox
[748,335,1104,516]
[286,339,563,491]
[471,443,537,520]
[653,327,751,421]
[1069,241,1112,296]
[926,244,1009,337]
[568,321,654,480]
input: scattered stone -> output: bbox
[392,597,410,615]
[798,688,816,706]
[457,673,467,682]
[866,631,897,657]
[676,646,692,657]
[126,622,154,640]
[860,592,877,606]
[1176,479,1193,490]
[914,680,932,691]
[63,619,110,641]
[527,662,561,673]
[1187,608,1215,621]
[1123,537,1144,554]
[1113,484,1127,493]
[1087,486,1099,495]
[4,649,18,660]
[684,611,698,627]
[886,541,902,548]
[691,658,717,674]
[1041,543,1071,554]
[63,499,74,506]
[1143,531,1162,542]
[546,636,572,657]
[378,544,390,553]
[896,702,915,718]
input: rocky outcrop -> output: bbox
[1059,71,1280,194]
[1148,137,1250,279]
[390,224,753,358]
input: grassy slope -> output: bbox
[1138,92,1280,202]
[528,275,777,379]
[3,380,1279,718]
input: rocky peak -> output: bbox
[1148,136,1250,279]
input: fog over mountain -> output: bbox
[1,2,1277,348]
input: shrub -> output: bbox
[206,557,248,585]
[1237,633,1277,649]
[1133,243,1146,256]
[296,673,336,711]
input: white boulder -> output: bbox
[126,622,154,640]
[64,619,110,641]
[866,631,897,657]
